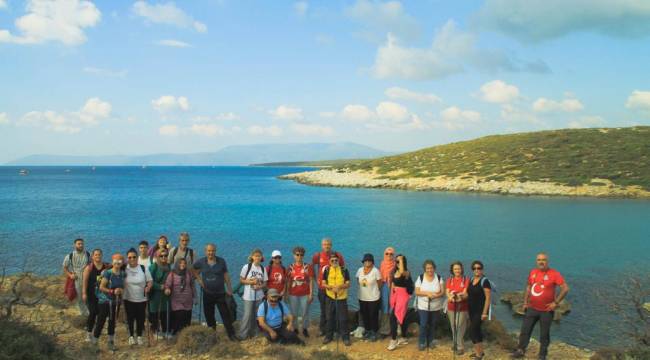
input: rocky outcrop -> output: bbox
[279,169,650,199]
[500,291,571,321]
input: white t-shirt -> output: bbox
[240,263,268,301]
[123,264,153,303]
[138,256,151,269]
[356,267,382,302]
[414,273,445,311]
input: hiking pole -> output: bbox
[427,296,431,355]
[145,300,152,347]
[199,287,203,325]
[452,296,458,360]
[166,300,171,341]
[335,290,339,353]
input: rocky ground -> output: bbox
[279,169,650,199]
[6,275,594,359]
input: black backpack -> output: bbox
[414,273,441,308]
[68,251,90,268]
[171,247,194,263]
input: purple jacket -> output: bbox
[164,272,195,311]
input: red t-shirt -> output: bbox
[312,251,345,289]
[446,276,469,312]
[266,265,287,294]
[287,263,314,296]
[528,268,565,312]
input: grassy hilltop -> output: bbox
[337,127,650,190]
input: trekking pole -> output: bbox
[427,296,431,355]
[145,300,151,347]
[335,290,339,353]
[166,300,171,340]
[199,287,203,325]
[452,296,458,360]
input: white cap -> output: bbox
[271,250,282,258]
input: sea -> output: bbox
[1,166,648,348]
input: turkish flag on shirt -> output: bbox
[527,268,565,312]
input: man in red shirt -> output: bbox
[511,253,570,360]
[311,237,345,336]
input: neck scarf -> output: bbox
[173,259,187,291]
[380,247,396,282]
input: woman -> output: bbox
[467,260,492,360]
[379,247,395,335]
[165,258,196,334]
[147,235,169,263]
[239,248,268,339]
[266,250,286,298]
[446,261,469,355]
[356,253,382,342]
[414,259,445,351]
[82,249,110,342]
[149,249,171,339]
[387,254,413,351]
[123,248,153,346]
[286,246,313,337]
[93,253,126,351]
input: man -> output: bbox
[192,243,238,341]
[322,252,351,346]
[62,238,90,316]
[511,253,569,360]
[137,241,151,268]
[312,237,345,335]
[257,288,304,345]
[169,232,194,266]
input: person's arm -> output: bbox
[340,269,351,289]
[307,268,314,303]
[82,265,91,302]
[258,315,277,339]
[284,304,294,331]
[164,273,173,296]
[62,257,75,279]
[522,283,532,309]
[548,282,569,311]
[144,269,153,294]
[481,287,492,320]
[224,272,233,296]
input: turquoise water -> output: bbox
[1,166,648,347]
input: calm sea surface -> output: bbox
[1,166,648,347]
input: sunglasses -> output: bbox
[273,256,282,259]
[330,259,339,262]
[385,252,394,256]
[294,253,304,257]
[159,254,168,257]
[127,256,137,259]
[473,267,483,270]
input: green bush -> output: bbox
[0,318,67,360]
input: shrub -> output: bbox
[175,325,217,355]
[262,345,305,360]
[0,318,67,360]
[311,350,349,360]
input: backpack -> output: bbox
[479,276,496,320]
[68,251,91,269]
[95,268,124,302]
[259,300,285,329]
[171,247,194,263]
[125,264,146,278]
[244,262,266,279]
[414,273,441,308]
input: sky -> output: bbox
[1,0,650,163]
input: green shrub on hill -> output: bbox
[0,318,66,360]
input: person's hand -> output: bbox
[164,289,171,296]
[269,329,278,340]
[69,273,77,280]
[522,302,529,310]
[307,294,313,304]
[547,301,558,311]
[481,314,488,320]
[286,323,294,332]
[114,288,123,296]
[226,289,233,296]
[145,285,151,294]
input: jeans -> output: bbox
[288,295,310,330]
[124,300,146,337]
[203,292,236,337]
[418,309,441,346]
[380,283,391,314]
[325,297,349,341]
[359,299,381,333]
[518,308,554,356]
[448,310,468,350]
[239,299,263,339]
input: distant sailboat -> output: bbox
[65,169,71,173]
[19,169,28,176]
[91,166,96,171]
[142,165,147,169]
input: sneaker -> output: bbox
[90,336,98,345]
[137,336,144,345]
[387,339,398,351]
[511,349,525,359]
[397,337,408,346]
[322,337,333,345]
[418,343,426,351]
[456,349,465,356]
[85,332,92,342]
[128,336,136,346]
[302,329,309,338]
[344,338,351,346]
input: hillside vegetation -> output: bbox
[339,127,650,190]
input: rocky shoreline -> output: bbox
[279,169,650,199]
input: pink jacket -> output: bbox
[390,286,409,325]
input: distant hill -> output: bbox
[5,142,387,166]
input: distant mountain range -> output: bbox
[5,142,388,166]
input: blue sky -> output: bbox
[1,0,650,163]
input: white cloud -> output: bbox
[268,105,303,120]
[376,101,409,122]
[189,123,225,137]
[625,90,650,113]
[18,97,111,133]
[345,0,420,42]
[479,80,520,104]
[132,1,207,33]
[385,86,442,104]
[159,124,179,136]
[372,20,548,81]
[152,95,190,113]
[568,116,606,129]
[0,0,101,46]
[0,112,9,124]
[437,106,481,130]
[290,123,334,136]
[294,1,308,17]
[0,1,7,9]
[215,112,239,121]
[341,104,374,122]
[500,104,545,126]
[247,125,283,137]
[477,0,650,43]
[83,66,128,78]
[533,96,584,113]
[155,39,191,48]
[319,111,337,119]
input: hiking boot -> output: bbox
[128,336,136,346]
[387,339,398,351]
[397,337,408,346]
[510,349,525,359]
[136,336,144,345]
[302,329,309,338]
[343,338,351,346]
[322,337,333,345]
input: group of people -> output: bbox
[63,235,569,360]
